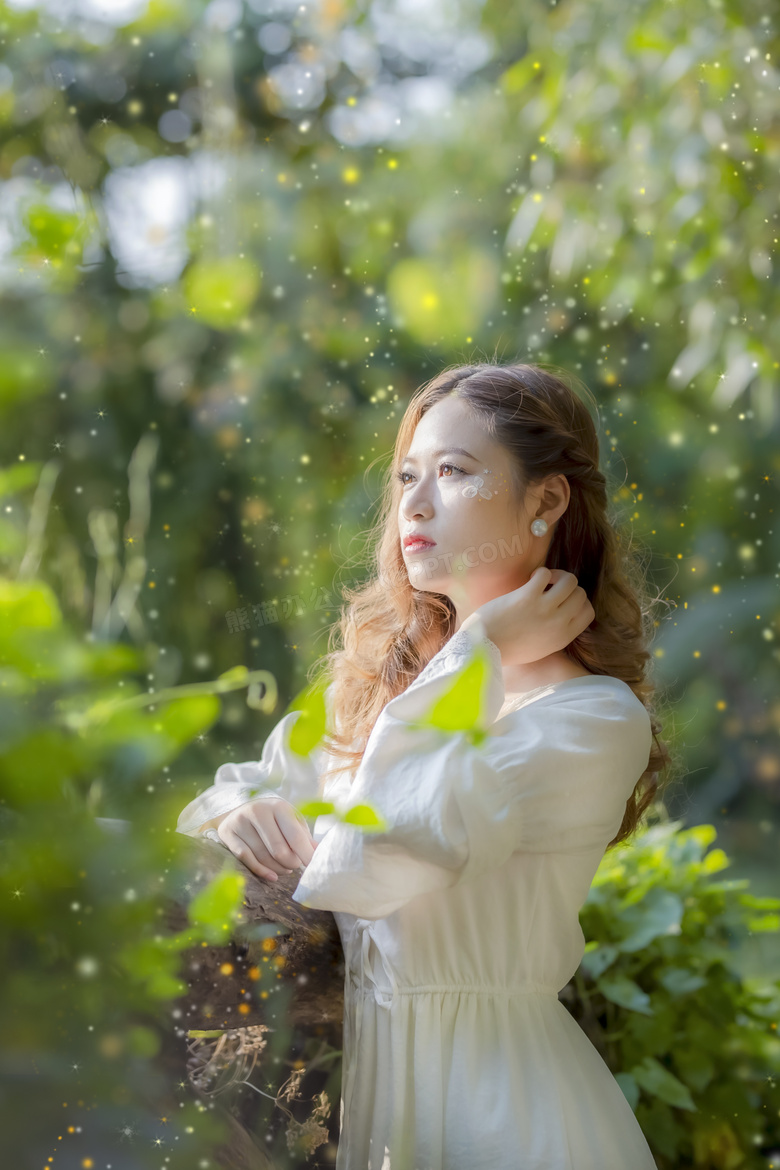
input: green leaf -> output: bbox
[672,1047,714,1093]
[623,1003,676,1057]
[683,823,718,852]
[287,682,328,757]
[340,803,388,831]
[23,203,87,262]
[636,1098,686,1160]
[699,847,730,875]
[746,913,780,933]
[0,577,61,630]
[188,869,246,944]
[296,799,335,818]
[658,967,706,996]
[739,893,780,910]
[705,878,749,895]
[152,694,221,747]
[415,645,494,734]
[618,889,683,952]
[630,1056,697,1112]
[217,665,249,688]
[596,974,653,1015]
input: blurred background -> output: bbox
[1,0,778,1165]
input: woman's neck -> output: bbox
[501,652,591,696]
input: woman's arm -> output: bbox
[175,689,334,838]
[291,628,652,920]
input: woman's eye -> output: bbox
[397,462,464,486]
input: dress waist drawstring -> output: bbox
[349,980,560,997]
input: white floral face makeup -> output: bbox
[461,472,493,500]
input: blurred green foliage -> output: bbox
[0,574,258,1165]
[1,0,779,1164]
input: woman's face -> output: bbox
[396,395,569,621]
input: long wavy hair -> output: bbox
[308,361,677,851]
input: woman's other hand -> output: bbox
[460,566,595,667]
[215,796,318,882]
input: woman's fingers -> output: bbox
[564,589,595,634]
[273,804,317,868]
[540,573,593,641]
[545,569,579,605]
[217,824,283,881]
[256,804,318,870]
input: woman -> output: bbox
[177,362,669,1169]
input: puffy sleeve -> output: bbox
[175,686,335,840]
[291,627,654,920]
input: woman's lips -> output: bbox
[404,539,436,554]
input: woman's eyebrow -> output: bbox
[401,447,478,466]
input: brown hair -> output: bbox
[308,361,677,850]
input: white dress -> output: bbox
[176,627,659,1170]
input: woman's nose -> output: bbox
[401,485,433,518]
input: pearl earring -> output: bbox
[530,518,548,536]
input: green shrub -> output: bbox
[573,819,780,1169]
